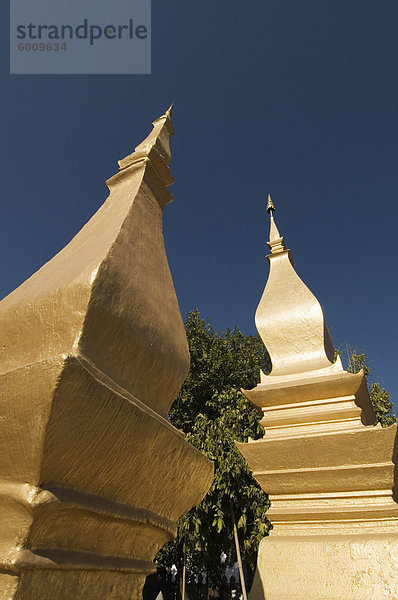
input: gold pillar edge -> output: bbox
[0,107,214,600]
[237,196,398,599]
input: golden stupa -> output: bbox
[237,196,398,599]
[0,108,213,600]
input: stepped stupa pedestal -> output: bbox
[0,108,213,599]
[236,196,398,599]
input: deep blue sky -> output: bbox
[1,1,398,408]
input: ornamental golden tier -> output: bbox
[236,196,398,600]
[0,108,213,600]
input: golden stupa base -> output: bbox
[250,527,398,600]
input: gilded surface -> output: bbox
[0,108,214,599]
[237,199,398,599]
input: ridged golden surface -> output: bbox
[0,108,213,599]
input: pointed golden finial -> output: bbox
[266,193,275,215]
[165,103,174,119]
[266,194,286,254]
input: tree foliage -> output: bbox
[155,309,272,590]
[345,350,396,427]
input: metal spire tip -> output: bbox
[266,194,275,215]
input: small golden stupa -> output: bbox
[236,196,398,600]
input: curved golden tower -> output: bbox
[237,197,398,600]
[0,108,213,600]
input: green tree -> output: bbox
[155,309,272,591]
[345,349,396,427]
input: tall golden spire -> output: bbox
[255,194,335,377]
[0,108,213,599]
